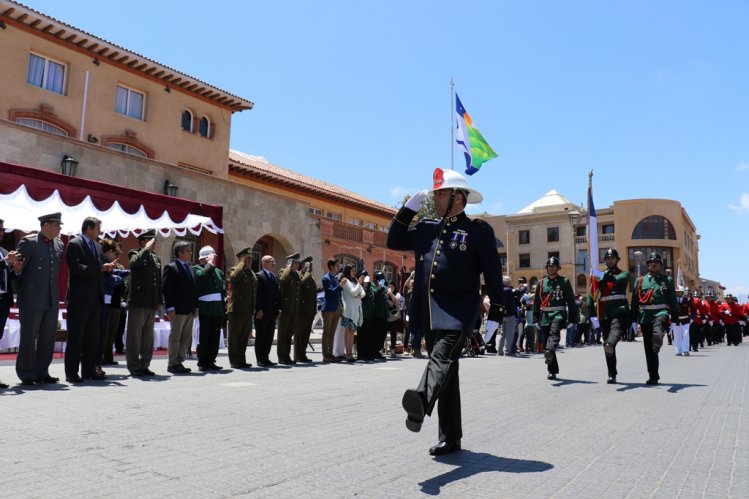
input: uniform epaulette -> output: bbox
[127,249,139,257]
[21,232,38,240]
[471,219,489,227]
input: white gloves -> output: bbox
[405,189,429,211]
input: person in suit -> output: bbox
[226,247,257,368]
[163,241,198,374]
[255,254,281,367]
[13,212,65,386]
[277,252,302,365]
[126,230,162,377]
[64,217,115,383]
[321,258,342,363]
[387,168,506,456]
[194,245,225,371]
[0,218,19,389]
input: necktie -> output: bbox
[183,261,193,281]
[88,240,97,257]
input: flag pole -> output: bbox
[450,78,454,170]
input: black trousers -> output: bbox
[725,323,741,346]
[254,313,277,363]
[357,318,374,359]
[602,315,626,377]
[373,318,387,356]
[415,329,465,443]
[541,318,564,375]
[689,322,702,351]
[65,304,101,378]
[197,314,223,367]
[641,315,668,381]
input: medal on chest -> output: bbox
[449,229,468,251]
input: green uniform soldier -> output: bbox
[195,245,225,371]
[533,256,579,380]
[589,248,631,384]
[296,256,317,363]
[630,252,679,385]
[226,247,258,368]
[277,252,302,365]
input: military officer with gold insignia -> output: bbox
[533,256,579,381]
[277,252,302,365]
[630,252,679,385]
[589,248,630,384]
[388,167,506,456]
[226,247,257,368]
[296,256,317,363]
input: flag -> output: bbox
[587,179,602,291]
[455,93,497,176]
[676,260,685,290]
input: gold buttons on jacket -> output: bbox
[431,274,436,279]
[433,261,438,267]
[436,250,441,255]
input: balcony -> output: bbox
[374,231,388,247]
[333,223,363,242]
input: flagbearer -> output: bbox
[533,257,579,380]
[589,248,630,384]
[387,167,505,456]
[630,252,679,385]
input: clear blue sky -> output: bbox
[27,0,749,298]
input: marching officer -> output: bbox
[589,248,630,384]
[387,167,505,456]
[277,252,302,365]
[226,247,258,368]
[630,252,679,385]
[295,256,317,363]
[195,246,226,371]
[533,256,578,380]
[719,294,744,346]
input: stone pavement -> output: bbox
[0,338,747,498]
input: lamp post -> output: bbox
[634,250,643,280]
[61,155,79,176]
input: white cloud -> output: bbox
[736,162,749,172]
[728,193,749,215]
[389,186,410,199]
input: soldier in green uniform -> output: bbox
[630,252,679,385]
[226,247,257,368]
[296,256,317,363]
[589,248,631,384]
[195,246,225,371]
[126,230,162,377]
[277,252,302,365]
[533,256,579,380]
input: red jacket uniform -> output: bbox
[719,301,744,325]
[691,297,706,325]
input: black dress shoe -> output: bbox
[278,359,295,365]
[0,380,9,389]
[142,369,156,376]
[402,389,425,433]
[102,360,119,366]
[36,376,60,384]
[21,379,35,386]
[429,440,461,456]
[257,360,275,367]
[180,364,192,373]
[230,363,252,369]
[85,373,107,380]
[198,365,211,372]
[547,373,557,380]
[66,375,84,383]
[209,364,223,370]
[607,376,617,384]
[646,378,659,385]
[167,365,189,374]
[297,357,313,363]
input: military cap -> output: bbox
[236,247,253,258]
[198,245,215,259]
[301,256,313,264]
[286,252,301,261]
[137,229,157,241]
[38,212,63,224]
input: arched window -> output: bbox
[106,142,148,158]
[631,215,676,240]
[199,116,210,138]
[335,254,359,271]
[181,109,193,132]
[15,117,68,136]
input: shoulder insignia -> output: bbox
[21,232,38,240]
[471,218,489,226]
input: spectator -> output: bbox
[339,264,365,362]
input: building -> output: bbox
[481,190,703,295]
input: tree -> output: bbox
[399,193,438,223]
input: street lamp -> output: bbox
[61,154,79,176]
[634,250,643,280]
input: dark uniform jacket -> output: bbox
[279,266,301,315]
[65,235,104,307]
[630,272,679,324]
[532,275,578,327]
[15,233,64,310]
[127,247,162,309]
[299,272,318,316]
[195,264,225,317]
[226,261,257,314]
[387,208,505,333]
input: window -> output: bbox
[631,216,676,240]
[575,226,586,237]
[495,238,504,248]
[106,143,148,158]
[199,116,211,138]
[519,254,531,268]
[547,227,559,243]
[181,110,193,132]
[602,224,615,234]
[335,254,359,269]
[577,249,588,273]
[548,251,560,261]
[308,207,323,216]
[350,218,363,226]
[363,221,377,230]
[15,118,68,136]
[380,226,389,233]
[519,230,530,245]
[326,212,342,221]
[115,85,145,120]
[27,53,65,94]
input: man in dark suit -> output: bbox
[0,218,18,389]
[13,212,65,386]
[162,241,198,374]
[255,254,281,367]
[64,217,114,383]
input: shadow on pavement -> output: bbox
[616,382,707,393]
[550,378,598,387]
[419,450,553,495]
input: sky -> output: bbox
[23,0,749,298]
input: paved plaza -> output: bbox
[0,337,747,498]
